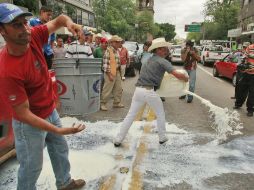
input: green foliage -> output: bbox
[203,0,240,39]
[13,0,38,13]
[187,32,202,43]
[155,23,176,41]
[93,0,136,40]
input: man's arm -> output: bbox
[13,100,85,135]
[170,70,189,82]
[46,14,81,36]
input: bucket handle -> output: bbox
[75,35,80,68]
[75,59,80,68]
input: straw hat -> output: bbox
[148,38,170,52]
[110,35,123,42]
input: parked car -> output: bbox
[123,41,139,64]
[170,48,183,65]
[213,53,238,86]
[201,45,230,66]
[123,41,139,77]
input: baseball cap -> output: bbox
[100,37,108,43]
[0,3,33,24]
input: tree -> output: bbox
[203,0,240,39]
[13,0,38,12]
[93,0,136,40]
[155,23,176,41]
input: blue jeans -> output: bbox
[12,109,71,190]
[187,69,196,101]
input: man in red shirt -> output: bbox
[119,40,129,80]
[0,3,85,190]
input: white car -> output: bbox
[201,45,230,66]
[170,48,183,64]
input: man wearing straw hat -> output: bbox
[100,35,124,111]
[0,3,86,190]
[114,38,189,146]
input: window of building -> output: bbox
[82,11,89,26]
[88,14,95,27]
[77,8,82,24]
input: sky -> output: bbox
[154,0,207,39]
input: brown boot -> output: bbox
[58,179,86,190]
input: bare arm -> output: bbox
[46,14,82,37]
[13,100,85,135]
[170,70,189,82]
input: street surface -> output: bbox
[1,65,254,190]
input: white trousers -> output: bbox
[116,87,166,142]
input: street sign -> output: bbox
[184,24,201,32]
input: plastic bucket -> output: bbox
[53,58,102,116]
[156,69,189,97]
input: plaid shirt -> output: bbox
[103,46,121,73]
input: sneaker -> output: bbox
[247,112,253,117]
[122,77,125,81]
[100,104,108,111]
[179,95,186,100]
[161,97,166,102]
[113,138,122,147]
[58,179,86,190]
[159,136,168,144]
[113,103,124,108]
[114,142,121,147]
[187,99,192,103]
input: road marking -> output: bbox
[197,65,223,82]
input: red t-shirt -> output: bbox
[0,25,55,119]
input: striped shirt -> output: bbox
[103,46,121,73]
[65,40,94,58]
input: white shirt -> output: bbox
[65,40,94,58]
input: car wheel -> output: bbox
[232,74,237,87]
[213,66,219,77]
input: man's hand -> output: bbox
[56,123,86,135]
[66,21,82,37]
[245,68,254,74]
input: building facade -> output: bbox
[46,0,95,28]
[238,0,254,42]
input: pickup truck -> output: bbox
[201,45,230,66]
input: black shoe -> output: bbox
[230,96,236,99]
[159,137,168,144]
[114,142,121,147]
[179,95,186,100]
[161,97,166,102]
[187,99,192,103]
[247,112,253,117]
[233,105,241,109]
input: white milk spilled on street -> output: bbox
[0,118,252,190]
[185,90,243,141]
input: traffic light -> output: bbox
[184,25,189,32]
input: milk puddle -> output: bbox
[185,90,243,141]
